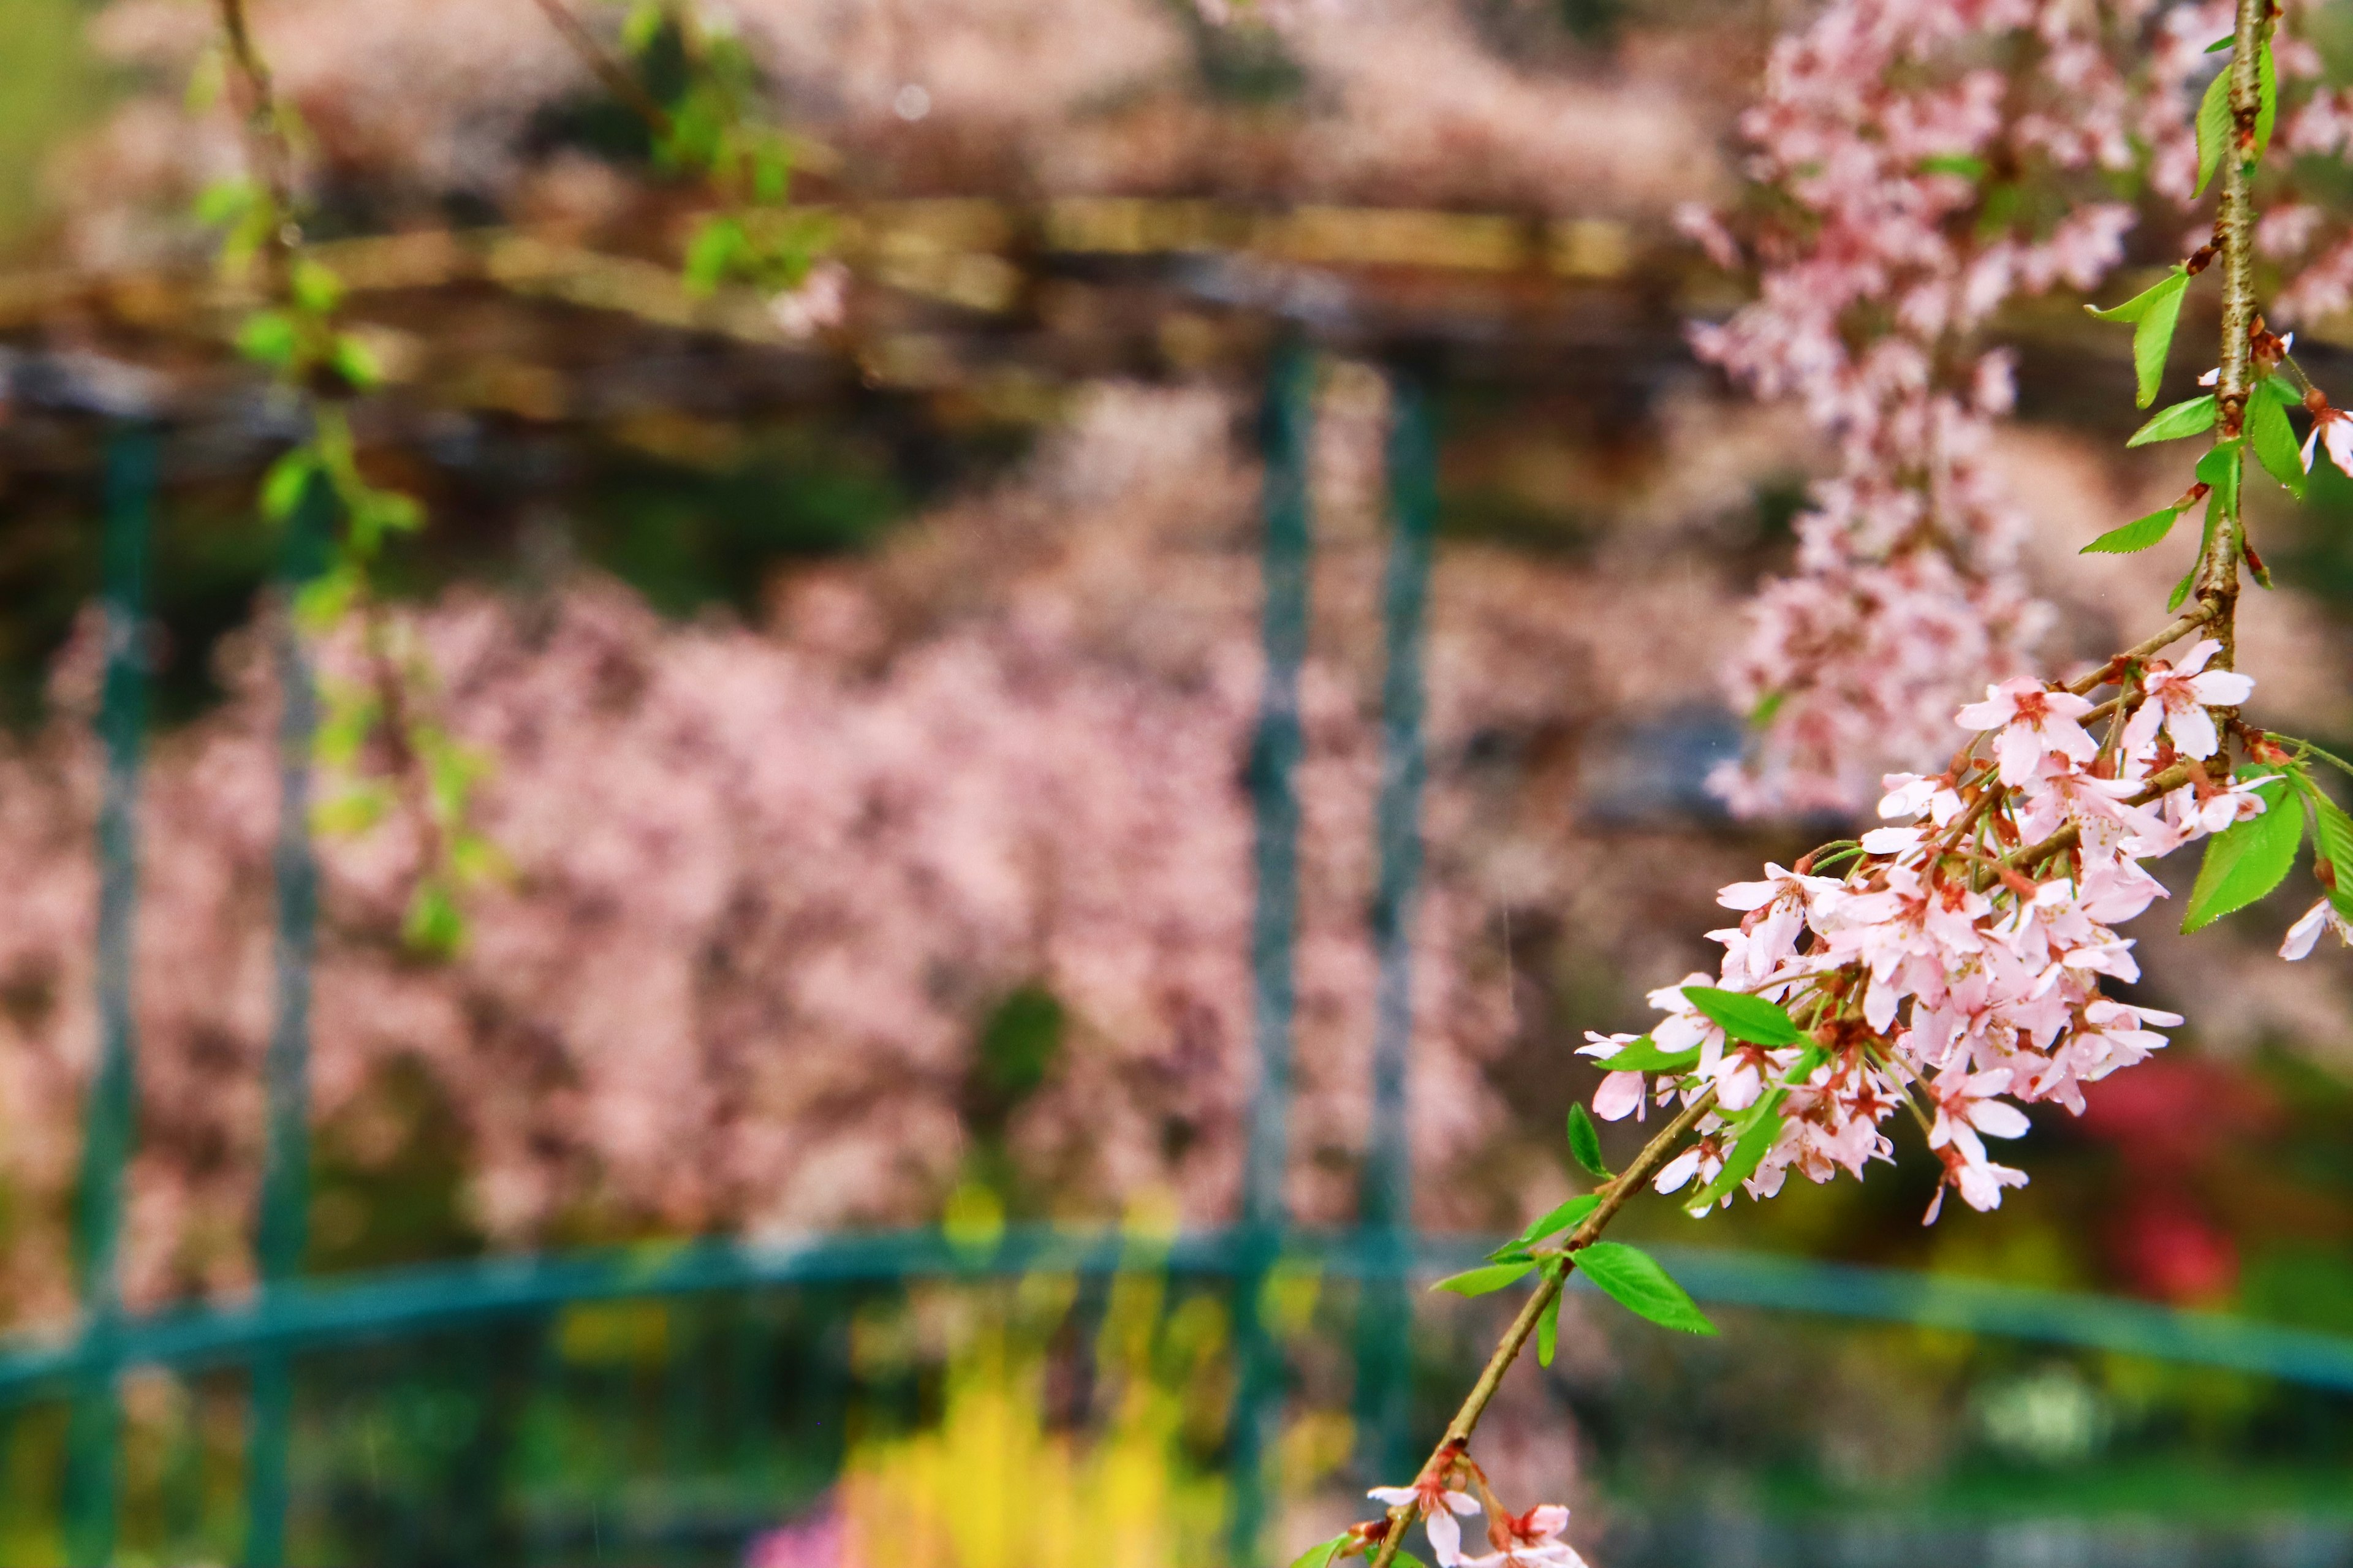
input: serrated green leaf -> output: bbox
[2257,40,2277,162]
[2126,395,2217,447]
[2292,772,2353,919]
[1593,1037,1702,1074]
[2131,273,2188,407]
[1433,1261,1536,1297]
[2085,267,2186,324]
[2196,441,2241,519]
[1572,1242,1717,1335]
[1680,986,1807,1045]
[2196,62,2234,199]
[1289,1536,1349,1568]
[1566,1104,1611,1178]
[259,450,318,522]
[2184,770,2302,931]
[2249,388,2306,497]
[2081,506,2180,555]
[1501,1194,1602,1259]
[1536,1262,1565,1366]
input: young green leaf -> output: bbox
[259,450,319,523]
[2129,273,2188,407]
[2248,389,2306,498]
[2126,395,2216,447]
[1433,1260,1536,1297]
[2085,267,2186,324]
[1917,153,1987,179]
[1500,1194,1602,1259]
[2194,61,2233,198]
[1680,986,1807,1045]
[1289,1536,1350,1568]
[237,310,300,369]
[1593,1037,1703,1074]
[2195,441,2241,520]
[2183,771,2301,931]
[1566,1104,1612,1178]
[2080,506,2180,555]
[1536,1259,1566,1366]
[1572,1242,1717,1335]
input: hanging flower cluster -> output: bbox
[1686,0,2223,814]
[1340,10,2347,1568]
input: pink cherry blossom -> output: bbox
[1460,1504,1587,1568]
[2281,898,2353,960]
[2120,640,2255,759]
[1955,678,2099,786]
[1367,1483,1481,1567]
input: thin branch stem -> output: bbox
[526,0,677,140]
[1361,1090,1717,1568]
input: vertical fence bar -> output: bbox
[245,473,330,1568]
[1230,336,1315,1566]
[64,421,159,1566]
[1354,368,1437,1483]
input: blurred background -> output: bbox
[2,0,2353,1564]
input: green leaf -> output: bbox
[2081,506,2180,555]
[2195,61,2233,199]
[2258,375,2302,408]
[403,879,468,958]
[2196,441,2241,520]
[2168,561,2199,612]
[1566,1104,1612,1178]
[1593,1037,1702,1074]
[2306,788,2353,920]
[1572,1242,1717,1335]
[2183,770,2302,931]
[193,176,255,227]
[290,257,345,315]
[330,334,382,392]
[1680,986,1807,1045]
[1536,1262,1566,1366]
[1501,1194,1602,1258]
[2085,267,2186,324]
[1289,1536,1349,1568]
[236,309,300,369]
[1434,1261,1536,1297]
[1918,154,1987,179]
[2130,273,2188,407]
[2249,388,2306,498]
[2126,395,2217,447]
[683,215,746,294]
[2205,33,2234,52]
[259,450,318,522]
[2257,40,2277,163]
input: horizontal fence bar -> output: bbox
[6,1229,2352,1403]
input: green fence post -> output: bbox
[1354,366,1437,1485]
[64,420,159,1566]
[1230,336,1314,1567]
[244,472,331,1568]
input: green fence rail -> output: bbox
[7,1229,2353,1402]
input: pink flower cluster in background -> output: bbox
[1688,0,2226,815]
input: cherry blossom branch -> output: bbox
[1359,1091,1718,1568]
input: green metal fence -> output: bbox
[9,357,2353,1565]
